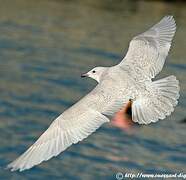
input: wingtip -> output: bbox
[6,160,25,172]
[164,15,174,20]
[6,163,17,172]
[163,15,176,27]
[6,163,26,172]
[154,15,177,39]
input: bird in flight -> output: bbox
[7,16,179,171]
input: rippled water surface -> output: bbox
[0,0,186,179]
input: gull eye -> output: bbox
[92,70,96,73]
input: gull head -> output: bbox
[81,67,107,83]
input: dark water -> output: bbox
[0,0,186,179]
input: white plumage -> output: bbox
[7,16,179,171]
[121,16,176,78]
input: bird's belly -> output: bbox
[94,83,132,115]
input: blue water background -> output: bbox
[0,0,185,179]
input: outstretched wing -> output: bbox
[119,16,176,78]
[7,108,109,171]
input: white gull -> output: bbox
[7,16,179,171]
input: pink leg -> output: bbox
[111,100,134,131]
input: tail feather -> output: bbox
[132,75,179,124]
